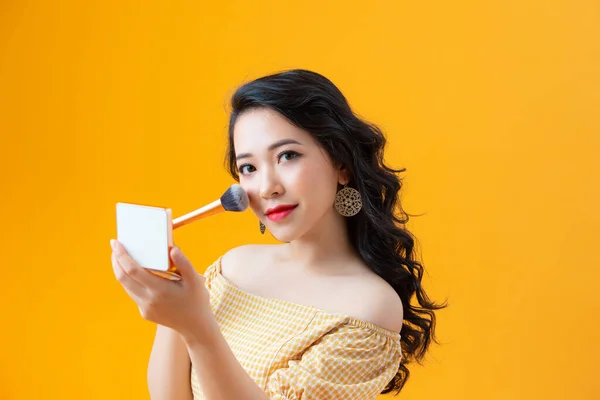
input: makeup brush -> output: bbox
[172,184,249,229]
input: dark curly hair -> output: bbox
[223,69,447,395]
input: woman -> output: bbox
[110,69,446,399]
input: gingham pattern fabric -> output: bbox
[191,256,403,400]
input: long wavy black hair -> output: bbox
[223,69,447,395]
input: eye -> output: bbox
[238,164,256,175]
[278,150,300,162]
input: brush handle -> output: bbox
[172,199,225,229]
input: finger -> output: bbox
[112,254,163,321]
[111,252,147,301]
[112,240,172,289]
[170,246,200,283]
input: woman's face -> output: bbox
[233,107,345,242]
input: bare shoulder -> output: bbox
[218,244,274,282]
[221,243,265,262]
[217,245,405,334]
[345,270,405,334]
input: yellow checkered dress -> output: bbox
[191,256,403,400]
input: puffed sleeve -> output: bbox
[265,322,402,400]
[201,256,221,292]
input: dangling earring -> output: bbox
[334,184,363,217]
[259,220,266,234]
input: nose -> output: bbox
[259,166,284,199]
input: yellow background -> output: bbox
[1,1,599,399]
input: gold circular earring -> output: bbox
[334,184,363,217]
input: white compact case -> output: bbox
[115,202,181,280]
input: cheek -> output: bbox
[239,179,261,213]
[290,161,337,205]
[285,161,317,193]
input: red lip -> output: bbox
[265,204,298,215]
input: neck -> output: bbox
[284,208,358,273]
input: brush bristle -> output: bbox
[220,184,249,212]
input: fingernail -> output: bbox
[110,239,117,252]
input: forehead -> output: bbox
[233,108,312,152]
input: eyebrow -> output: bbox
[235,139,302,161]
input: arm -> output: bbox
[147,324,194,400]
[112,242,265,399]
[180,313,270,400]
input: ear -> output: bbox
[337,164,350,185]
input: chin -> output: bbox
[268,226,304,243]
